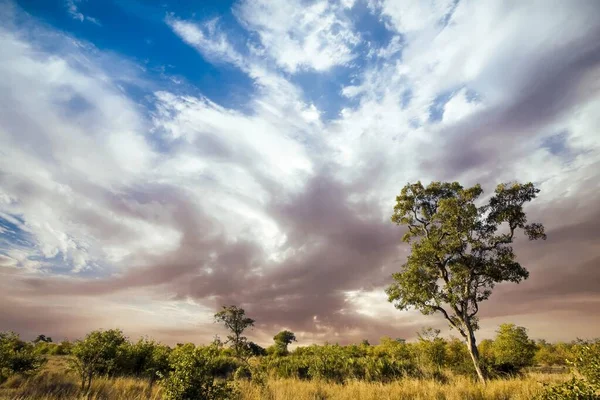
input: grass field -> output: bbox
[0,356,568,400]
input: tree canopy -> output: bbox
[386,181,546,382]
[214,305,255,361]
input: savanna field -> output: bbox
[3,1,600,398]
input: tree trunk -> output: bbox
[147,377,154,399]
[466,330,486,384]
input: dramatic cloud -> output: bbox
[1,0,599,345]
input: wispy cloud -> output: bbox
[65,0,101,25]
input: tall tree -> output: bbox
[273,330,297,355]
[385,181,546,383]
[214,305,255,360]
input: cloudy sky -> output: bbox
[1,0,599,346]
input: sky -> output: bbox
[1,0,599,346]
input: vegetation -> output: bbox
[270,331,297,356]
[0,332,46,384]
[386,181,546,383]
[214,306,255,361]
[1,326,598,399]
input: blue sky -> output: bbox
[1,0,600,345]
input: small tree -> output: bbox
[214,305,255,361]
[69,329,127,392]
[273,330,297,356]
[386,181,546,383]
[492,323,536,374]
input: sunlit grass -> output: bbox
[1,358,567,400]
[237,373,567,400]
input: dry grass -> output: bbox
[0,356,162,400]
[0,356,567,400]
[237,373,567,400]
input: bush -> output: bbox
[0,331,46,383]
[118,337,171,388]
[161,343,239,400]
[69,329,128,392]
[491,324,536,375]
[264,341,418,383]
[538,339,600,399]
[445,338,475,375]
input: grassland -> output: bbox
[0,356,568,400]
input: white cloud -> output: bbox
[234,0,360,72]
[0,24,165,272]
[65,0,100,25]
[166,17,245,68]
[442,88,483,124]
[375,0,456,33]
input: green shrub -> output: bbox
[69,329,128,392]
[538,339,600,399]
[118,337,171,388]
[538,377,598,400]
[0,331,46,383]
[161,343,239,400]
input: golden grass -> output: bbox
[237,373,567,400]
[0,356,567,400]
[0,356,162,400]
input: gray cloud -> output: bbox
[1,0,600,346]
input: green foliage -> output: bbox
[247,341,267,357]
[415,328,447,370]
[538,377,599,400]
[119,337,171,386]
[535,340,574,367]
[571,340,600,386]
[264,341,419,383]
[272,330,297,356]
[33,339,72,356]
[33,334,53,343]
[491,324,536,374]
[214,305,255,361]
[161,343,239,400]
[537,339,600,399]
[0,331,46,383]
[386,181,546,382]
[445,337,475,375]
[69,329,127,392]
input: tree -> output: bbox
[214,305,255,361]
[386,181,546,383]
[33,334,52,343]
[273,330,297,355]
[491,323,536,374]
[69,329,127,392]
